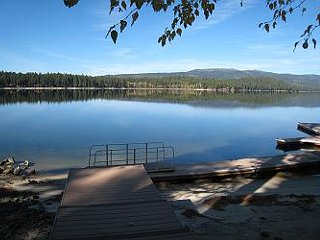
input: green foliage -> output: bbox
[0,71,300,91]
[64,0,79,8]
[63,0,319,49]
[262,0,319,51]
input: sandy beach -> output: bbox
[156,170,320,240]
[0,171,66,240]
[1,158,320,240]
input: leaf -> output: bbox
[161,36,166,46]
[110,0,120,8]
[131,11,139,26]
[312,38,317,49]
[120,20,127,32]
[64,0,79,8]
[121,1,127,10]
[272,21,277,29]
[152,0,163,12]
[163,3,168,11]
[111,30,118,44]
[204,10,209,20]
[268,3,273,10]
[176,28,182,36]
[264,24,270,33]
[281,10,286,22]
[302,40,308,49]
[170,31,176,40]
[135,0,144,9]
[289,7,293,14]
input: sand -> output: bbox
[156,171,320,240]
[1,165,320,239]
[0,172,66,240]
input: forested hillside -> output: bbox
[0,71,299,92]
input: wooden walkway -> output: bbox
[149,152,320,182]
[50,165,192,240]
[298,122,320,136]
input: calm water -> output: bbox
[0,90,319,171]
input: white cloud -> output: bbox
[80,52,320,76]
[81,58,207,75]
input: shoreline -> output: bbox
[1,152,320,239]
[0,87,311,93]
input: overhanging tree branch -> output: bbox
[63,0,319,50]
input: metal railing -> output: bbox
[88,142,174,167]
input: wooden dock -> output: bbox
[148,152,320,182]
[50,165,192,240]
[298,122,320,136]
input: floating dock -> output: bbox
[276,137,304,147]
[50,165,193,240]
[148,152,320,182]
[276,136,320,148]
[298,122,320,136]
[276,122,320,151]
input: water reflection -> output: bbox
[1,89,319,108]
[0,90,318,170]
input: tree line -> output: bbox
[1,89,319,108]
[0,71,299,92]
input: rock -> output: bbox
[1,157,36,176]
[6,157,15,165]
[27,169,36,175]
[3,168,13,175]
[20,169,28,178]
[13,166,21,176]
[23,160,29,169]
[1,157,15,166]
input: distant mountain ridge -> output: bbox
[118,68,320,90]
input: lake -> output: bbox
[0,90,319,171]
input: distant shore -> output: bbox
[0,86,308,93]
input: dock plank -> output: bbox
[50,165,193,240]
[298,122,320,136]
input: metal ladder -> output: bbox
[88,142,175,167]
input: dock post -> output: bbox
[145,143,148,163]
[106,145,109,167]
[126,144,129,165]
[134,149,136,164]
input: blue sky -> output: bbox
[0,0,319,75]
